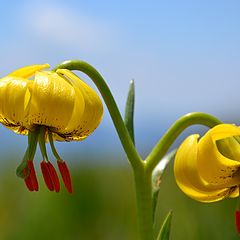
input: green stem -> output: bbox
[53,60,142,170]
[146,112,222,171]
[53,60,152,239]
[53,61,222,240]
[134,165,154,240]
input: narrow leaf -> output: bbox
[124,80,135,144]
[157,211,173,240]
[152,188,160,222]
[152,149,176,222]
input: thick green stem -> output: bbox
[53,60,142,170]
[146,112,222,171]
[134,165,154,240]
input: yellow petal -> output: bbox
[8,64,50,78]
[27,71,84,132]
[174,134,232,202]
[54,69,103,141]
[228,186,239,198]
[0,76,31,133]
[198,124,240,187]
[0,65,103,141]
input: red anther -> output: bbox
[41,161,54,191]
[24,167,34,192]
[47,162,60,192]
[27,161,39,191]
[235,210,240,235]
[57,161,73,193]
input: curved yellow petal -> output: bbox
[54,69,103,141]
[198,124,240,187]
[27,71,84,132]
[174,134,232,202]
[229,186,239,198]
[0,76,31,133]
[8,64,50,78]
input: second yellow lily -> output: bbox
[174,124,240,202]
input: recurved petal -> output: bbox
[198,124,240,187]
[28,71,84,132]
[8,64,50,78]
[0,77,31,133]
[228,186,239,198]
[174,134,232,202]
[54,69,103,141]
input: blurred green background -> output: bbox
[0,156,239,240]
[0,0,240,239]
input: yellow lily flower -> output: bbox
[174,124,240,203]
[0,64,103,141]
[0,64,103,192]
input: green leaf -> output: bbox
[152,149,176,222]
[152,149,176,191]
[156,211,173,240]
[124,80,135,145]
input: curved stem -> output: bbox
[146,112,222,171]
[53,60,153,239]
[53,60,142,170]
[53,61,222,240]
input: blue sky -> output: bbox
[0,1,240,165]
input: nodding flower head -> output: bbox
[174,124,240,203]
[0,64,103,192]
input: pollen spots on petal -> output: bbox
[27,112,66,132]
[215,187,236,198]
[208,167,240,185]
[0,117,29,134]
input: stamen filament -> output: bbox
[38,126,49,161]
[28,129,40,160]
[48,131,61,160]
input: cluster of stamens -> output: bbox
[17,126,72,193]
